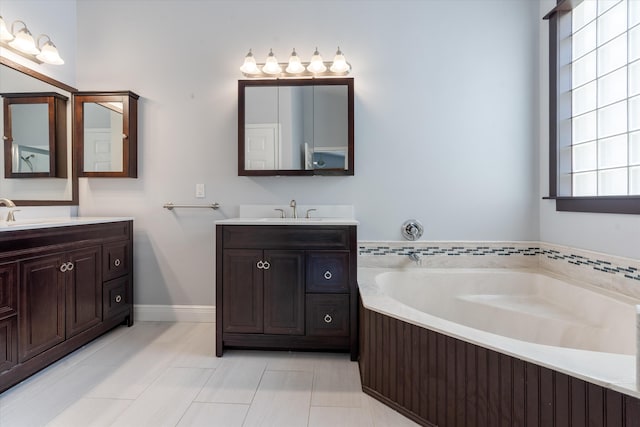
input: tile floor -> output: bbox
[0,322,418,427]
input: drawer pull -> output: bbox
[115,295,122,303]
[324,270,332,280]
[257,260,264,269]
[324,314,333,323]
[114,258,121,267]
[263,261,270,270]
[59,262,74,272]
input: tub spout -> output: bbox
[408,252,422,265]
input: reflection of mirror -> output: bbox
[0,56,77,205]
[74,91,139,178]
[2,92,68,178]
[238,78,354,176]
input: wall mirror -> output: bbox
[0,56,77,205]
[238,78,354,176]
[74,91,139,178]
[2,92,68,178]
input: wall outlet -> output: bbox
[195,183,205,198]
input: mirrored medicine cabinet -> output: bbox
[238,78,354,176]
[74,91,139,178]
[2,92,68,179]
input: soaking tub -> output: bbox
[358,268,640,426]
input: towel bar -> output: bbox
[163,202,220,210]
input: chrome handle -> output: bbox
[114,258,121,267]
[263,261,270,270]
[324,270,332,280]
[257,260,264,269]
[115,295,122,303]
[67,262,74,271]
[274,208,285,218]
[324,314,333,323]
[60,264,68,272]
[305,208,317,219]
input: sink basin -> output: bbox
[2,218,72,227]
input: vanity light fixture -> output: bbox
[240,46,351,78]
[0,16,64,65]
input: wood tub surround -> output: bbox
[216,224,358,360]
[359,302,640,427]
[0,220,133,393]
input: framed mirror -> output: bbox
[238,78,354,176]
[2,92,68,178]
[74,91,139,178]
[0,56,77,205]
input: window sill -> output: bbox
[543,196,640,214]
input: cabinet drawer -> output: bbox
[103,241,130,281]
[306,252,349,293]
[222,225,351,250]
[0,263,17,319]
[306,294,349,337]
[103,276,131,319]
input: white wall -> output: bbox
[538,0,640,260]
[75,0,539,306]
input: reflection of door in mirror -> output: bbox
[2,92,68,179]
[83,102,124,172]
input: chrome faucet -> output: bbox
[0,198,15,208]
[0,198,17,222]
[290,199,297,219]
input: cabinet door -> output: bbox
[263,250,304,335]
[19,254,66,362]
[0,262,17,319]
[222,249,263,333]
[66,246,102,339]
[0,317,17,373]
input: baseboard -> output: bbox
[134,304,215,322]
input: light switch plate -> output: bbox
[195,183,205,198]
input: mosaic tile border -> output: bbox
[358,243,640,282]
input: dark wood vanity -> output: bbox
[216,224,358,360]
[0,220,133,393]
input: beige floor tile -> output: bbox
[170,323,220,369]
[110,367,212,427]
[195,357,266,404]
[176,402,249,427]
[243,370,313,427]
[46,397,133,427]
[308,406,374,427]
[311,356,363,407]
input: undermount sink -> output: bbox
[216,217,359,226]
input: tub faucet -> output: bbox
[290,199,297,219]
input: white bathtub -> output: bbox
[358,267,640,398]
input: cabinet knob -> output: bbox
[115,295,122,303]
[257,260,264,269]
[67,262,74,271]
[324,270,332,280]
[114,258,121,267]
[324,314,333,324]
[263,261,270,270]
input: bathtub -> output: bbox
[357,268,640,426]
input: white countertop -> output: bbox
[0,217,134,232]
[216,218,359,226]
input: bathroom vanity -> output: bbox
[0,218,133,393]
[216,219,358,360]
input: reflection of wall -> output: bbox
[11,103,49,150]
[313,86,348,149]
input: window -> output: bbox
[545,0,640,213]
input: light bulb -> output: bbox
[8,22,39,55]
[285,48,305,74]
[240,49,260,74]
[262,49,282,75]
[306,47,326,74]
[36,39,64,65]
[330,47,350,73]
